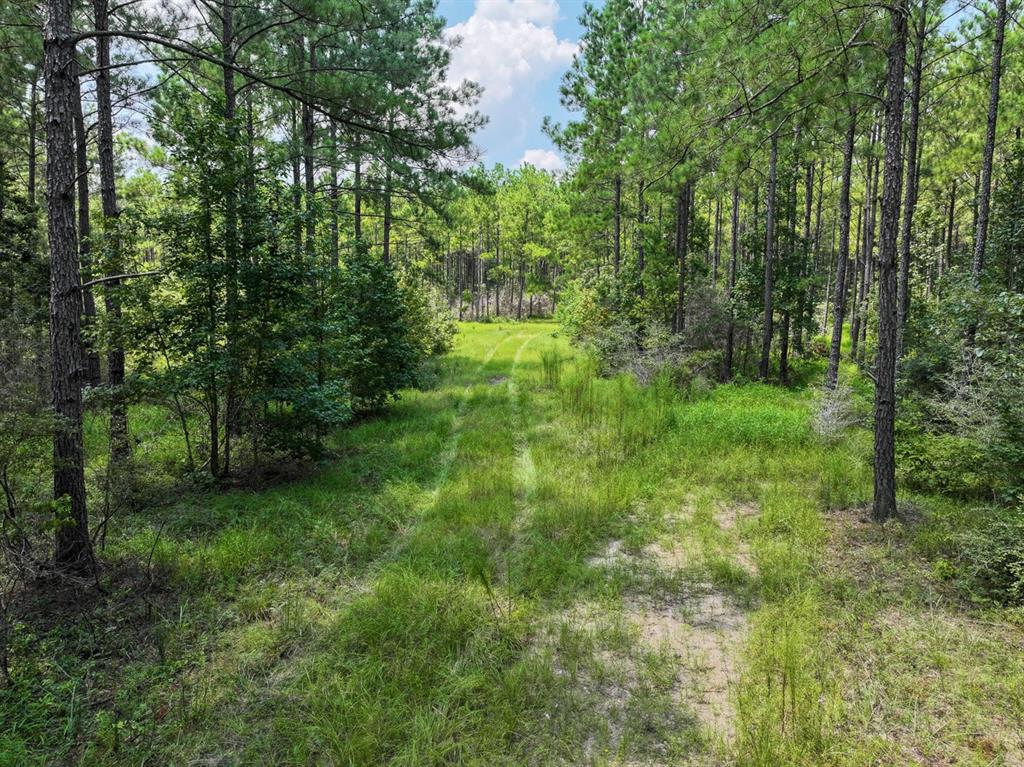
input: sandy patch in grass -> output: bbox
[581,502,760,751]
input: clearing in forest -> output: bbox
[5,321,1023,766]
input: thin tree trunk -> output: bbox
[28,73,39,207]
[329,122,339,269]
[712,196,721,284]
[45,0,93,572]
[613,175,621,276]
[291,106,302,256]
[221,0,239,477]
[303,42,316,263]
[383,168,392,263]
[674,183,691,333]
[827,108,857,390]
[972,0,1006,286]
[637,179,646,297]
[353,152,362,243]
[759,133,779,380]
[73,62,101,388]
[95,0,129,462]
[943,178,955,280]
[873,0,908,522]
[724,185,739,379]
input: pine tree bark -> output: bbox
[674,183,691,333]
[724,185,739,379]
[45,0,94,572]
[971,0,1006,286]
[221,0,239,477]
[613,175,621,276]
[827,108,857,390]
[73,61,102,388]
[897,0,928,355]
[873,0,909,523]
[94,0,129,462]
[329,122,339,269]
[353,152,362,243]
[758,133,779,380]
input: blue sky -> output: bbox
[437,0,593,170]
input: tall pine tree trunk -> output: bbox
[95,0,129,462]
[45,0,93,573]
[873,0,909,522]
[971,0,1006,287]
[73,62,101,388]
[897,0,929,355]
[827,108,857,390]
[221,0,239,477]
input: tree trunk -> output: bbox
[827,108,857,390]
[873,0,908,523]
[897,0,928,355]
[637,179,646,297]
[712,196,721,284]
[972,0,1006,286]
[95,0,129,462]
[353,152,362,243]
[45,0,94,573]
[73,62,102,388]
[758,133,779,381]
[779,311,790,384]
[221,0,239,477]
[674,184,690,333]
[28,73,39,207]
[613,175,621,276]
[724,185,739,379]
[383,168,392,263]
[303,42,316,263]
[329,122,339,269]
[943,178,955,281]
[291,106,302,256]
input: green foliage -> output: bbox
[334,246,420,413]
[400,275,458,357]
[955,500,1024,605]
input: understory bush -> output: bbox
[955,499,1024,605]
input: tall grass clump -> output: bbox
[559,354,599,427]
[539,345,564,388]
[736,591,837,766]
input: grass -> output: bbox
[2,321,1022,766]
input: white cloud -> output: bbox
[446,0,577,156]
[473,0,560,25]
[518,148,565,172]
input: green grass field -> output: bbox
[3,321,1022,766]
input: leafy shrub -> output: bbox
[956,500,1024,605]
[334,247,420,413]
[896,429,996,498]
[400,277,457,357]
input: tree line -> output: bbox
[0,0,478,577]
[532,0,1022,532]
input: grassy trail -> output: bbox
[7,322,1023,766]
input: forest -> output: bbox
[1,0,1023,763]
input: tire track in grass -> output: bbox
[420,328,518,512]
[508,332,542,530]
[352,328,519,579]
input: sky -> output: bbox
[437,0,593,171]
